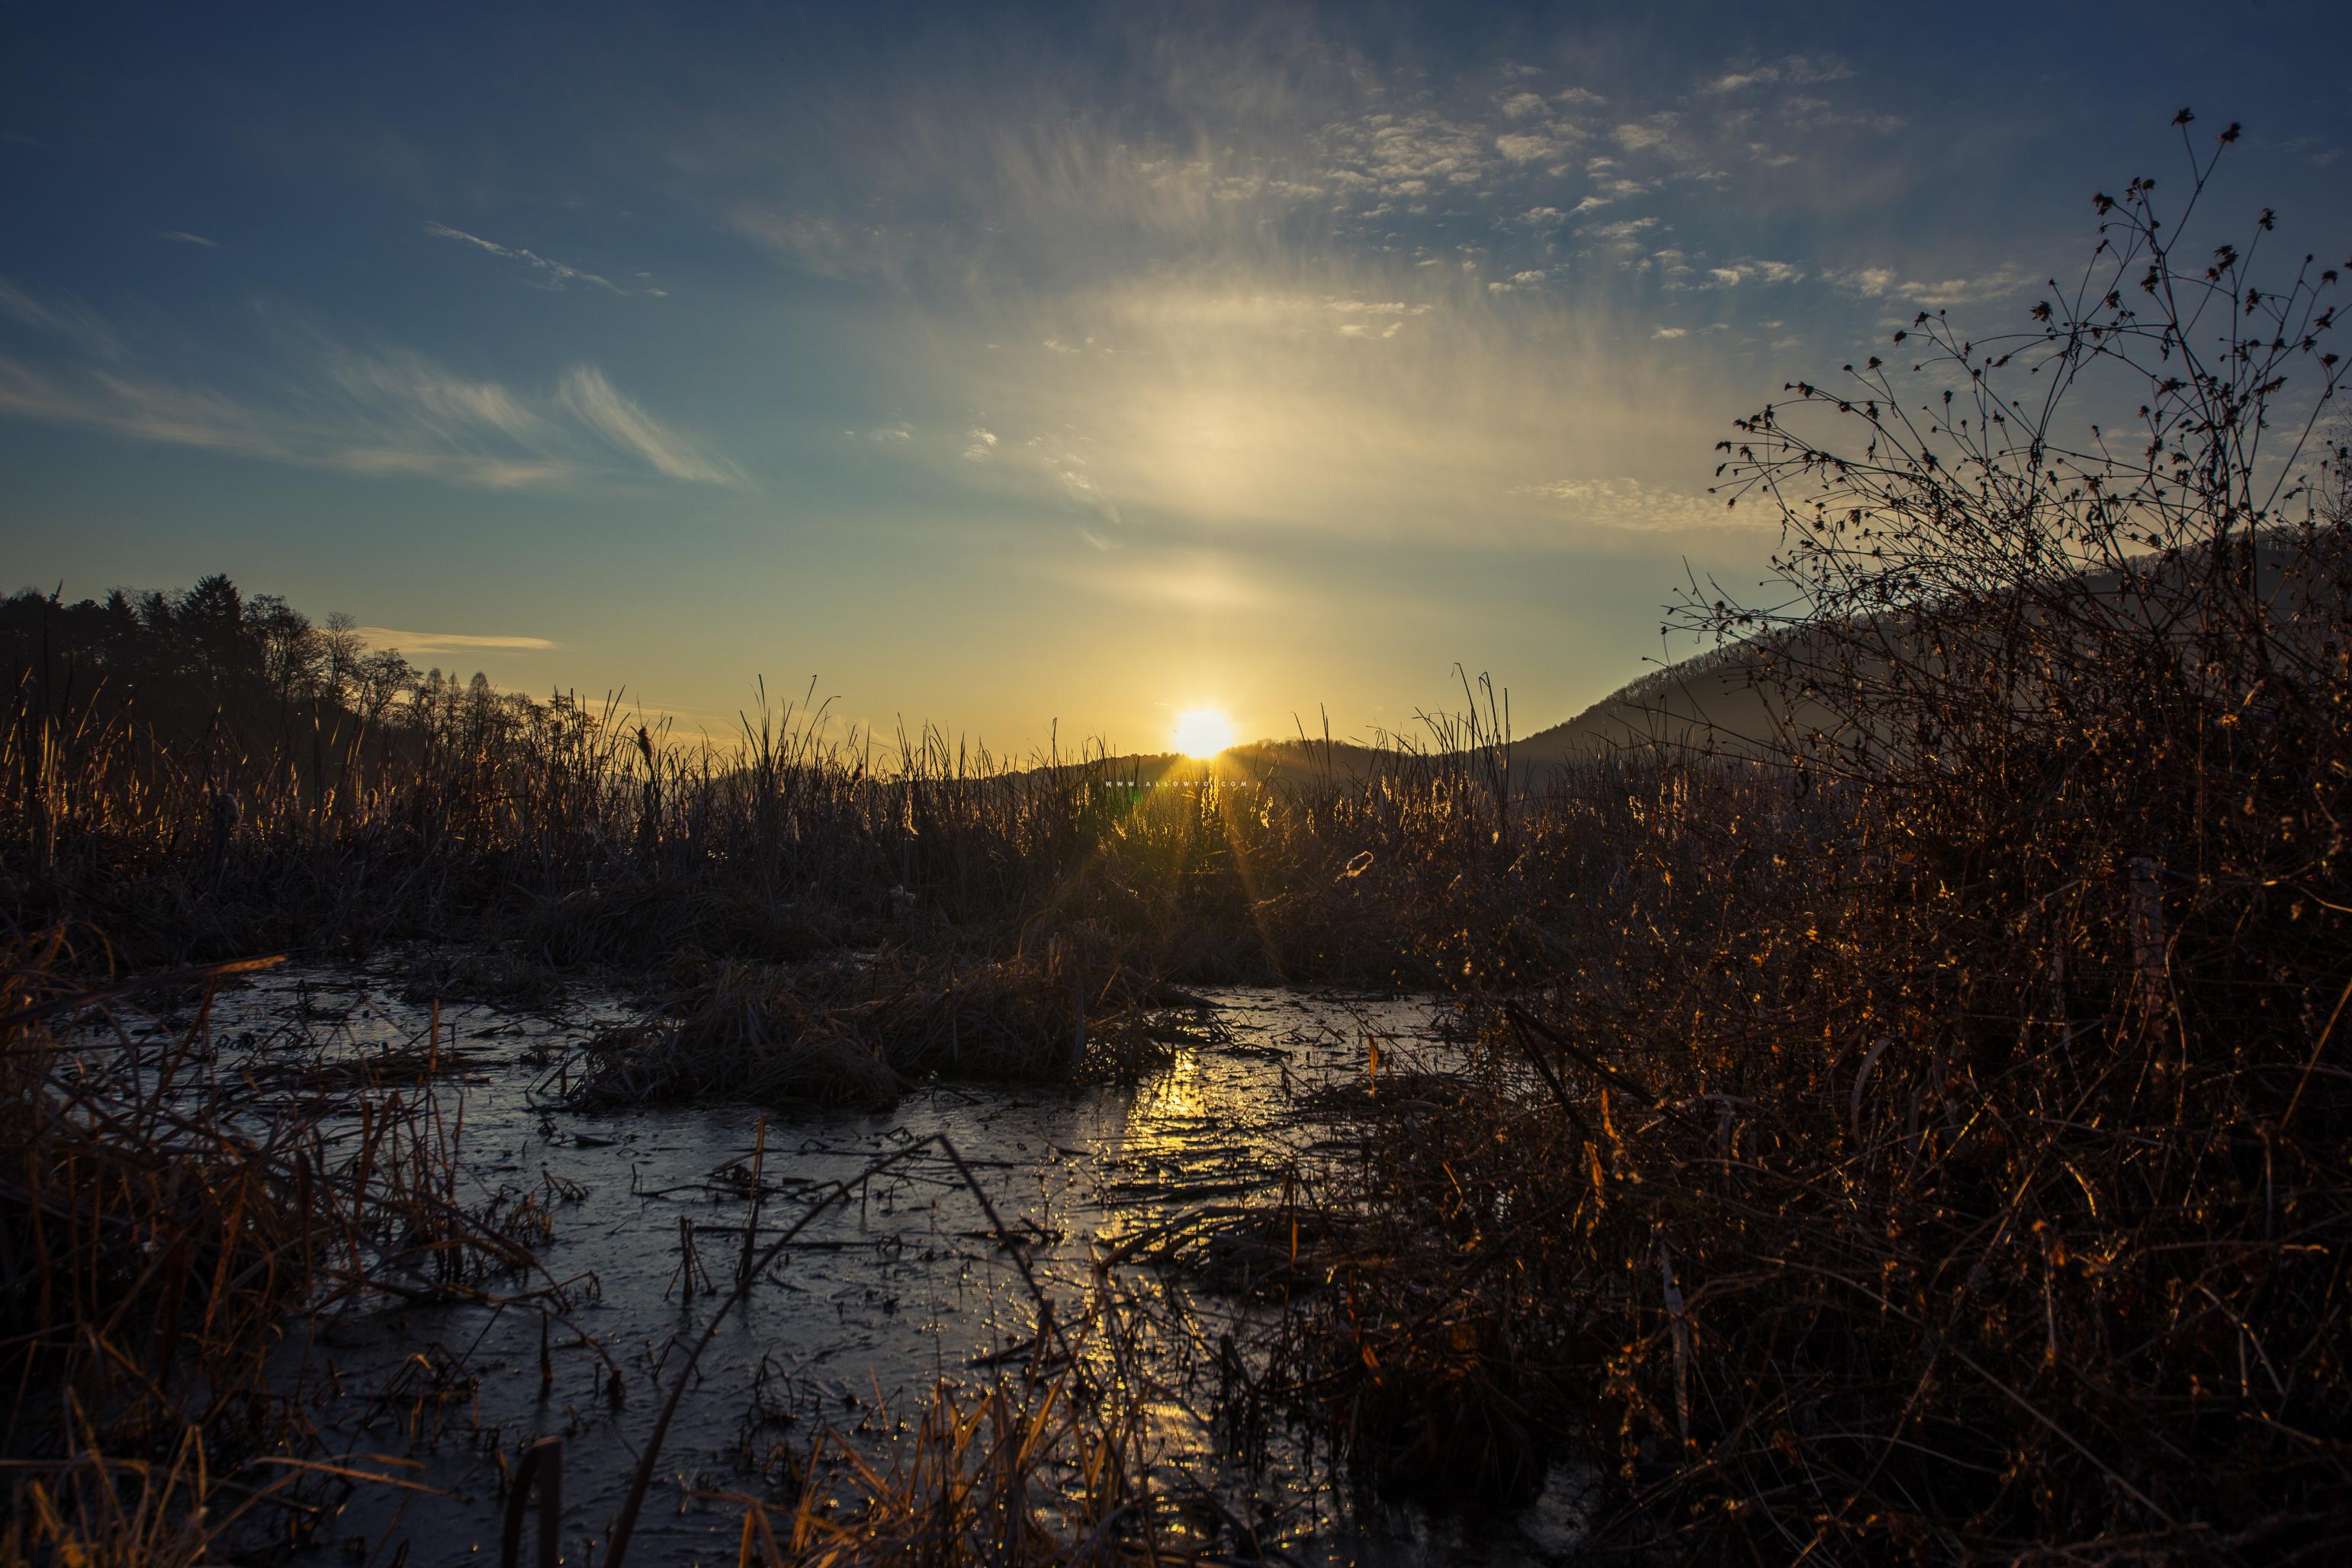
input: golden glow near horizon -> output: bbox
[1172,707,1236,758]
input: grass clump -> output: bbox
[567,944,1190,1113]
[739,1374,1217,1566]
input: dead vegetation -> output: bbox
[1223,125,2352,1560]
[2,115,2347,1565]
[2,606,1531,991]
[565,945,1195,1113]
[0,930,586,1565]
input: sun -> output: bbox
[1172,707,1236,758]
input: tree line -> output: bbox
[3,574,506,736]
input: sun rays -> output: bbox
[1171,707,1236,757]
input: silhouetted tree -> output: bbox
[319,612,365,706]
[175,574,259,689]
[250,594,323,704]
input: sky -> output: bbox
[4,1,2348,753]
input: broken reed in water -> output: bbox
[0,939,1246,1568]
[0,932,586,1565]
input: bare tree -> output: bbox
[319,611,367,708]
[354,647,415,727]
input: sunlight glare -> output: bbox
[1172,707,1236,757]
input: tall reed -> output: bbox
[0,932,566,1562]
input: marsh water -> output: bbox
[142,963,1592,1566]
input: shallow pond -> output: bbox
[148,963,1592,1566]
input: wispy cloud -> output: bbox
[1702,259,1806,288]
[0,279,746,491]
[424,222,632,294]
[1038,548,1276,613]
[730,210,910,284]
[0,275,127,360]
[1829,263,2035,307]
[325,347,554,445]
[1585,217,1660,241]
[1318,108,1495,201]
[1700,56,1856,95]
[1495,126,1582,166]
[571,38,1984,551]
[1780,95,1904,136]
[159,230,217,248]
[1613,114,1684,153]
[355,626,557,654]
[0,352,277,455]
[1508,477,1758,532]
[556,366,746,487]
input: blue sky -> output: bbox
[5,1,2347,750]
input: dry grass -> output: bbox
[1228,129,2352,1560]
[565,944,1194,1113]
[2,651,1531,991]
[751,1373,1216,1566]
[1245,737,2352,1556]
[0,930,570,1563]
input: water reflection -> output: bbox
[120,966,1586,1564]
